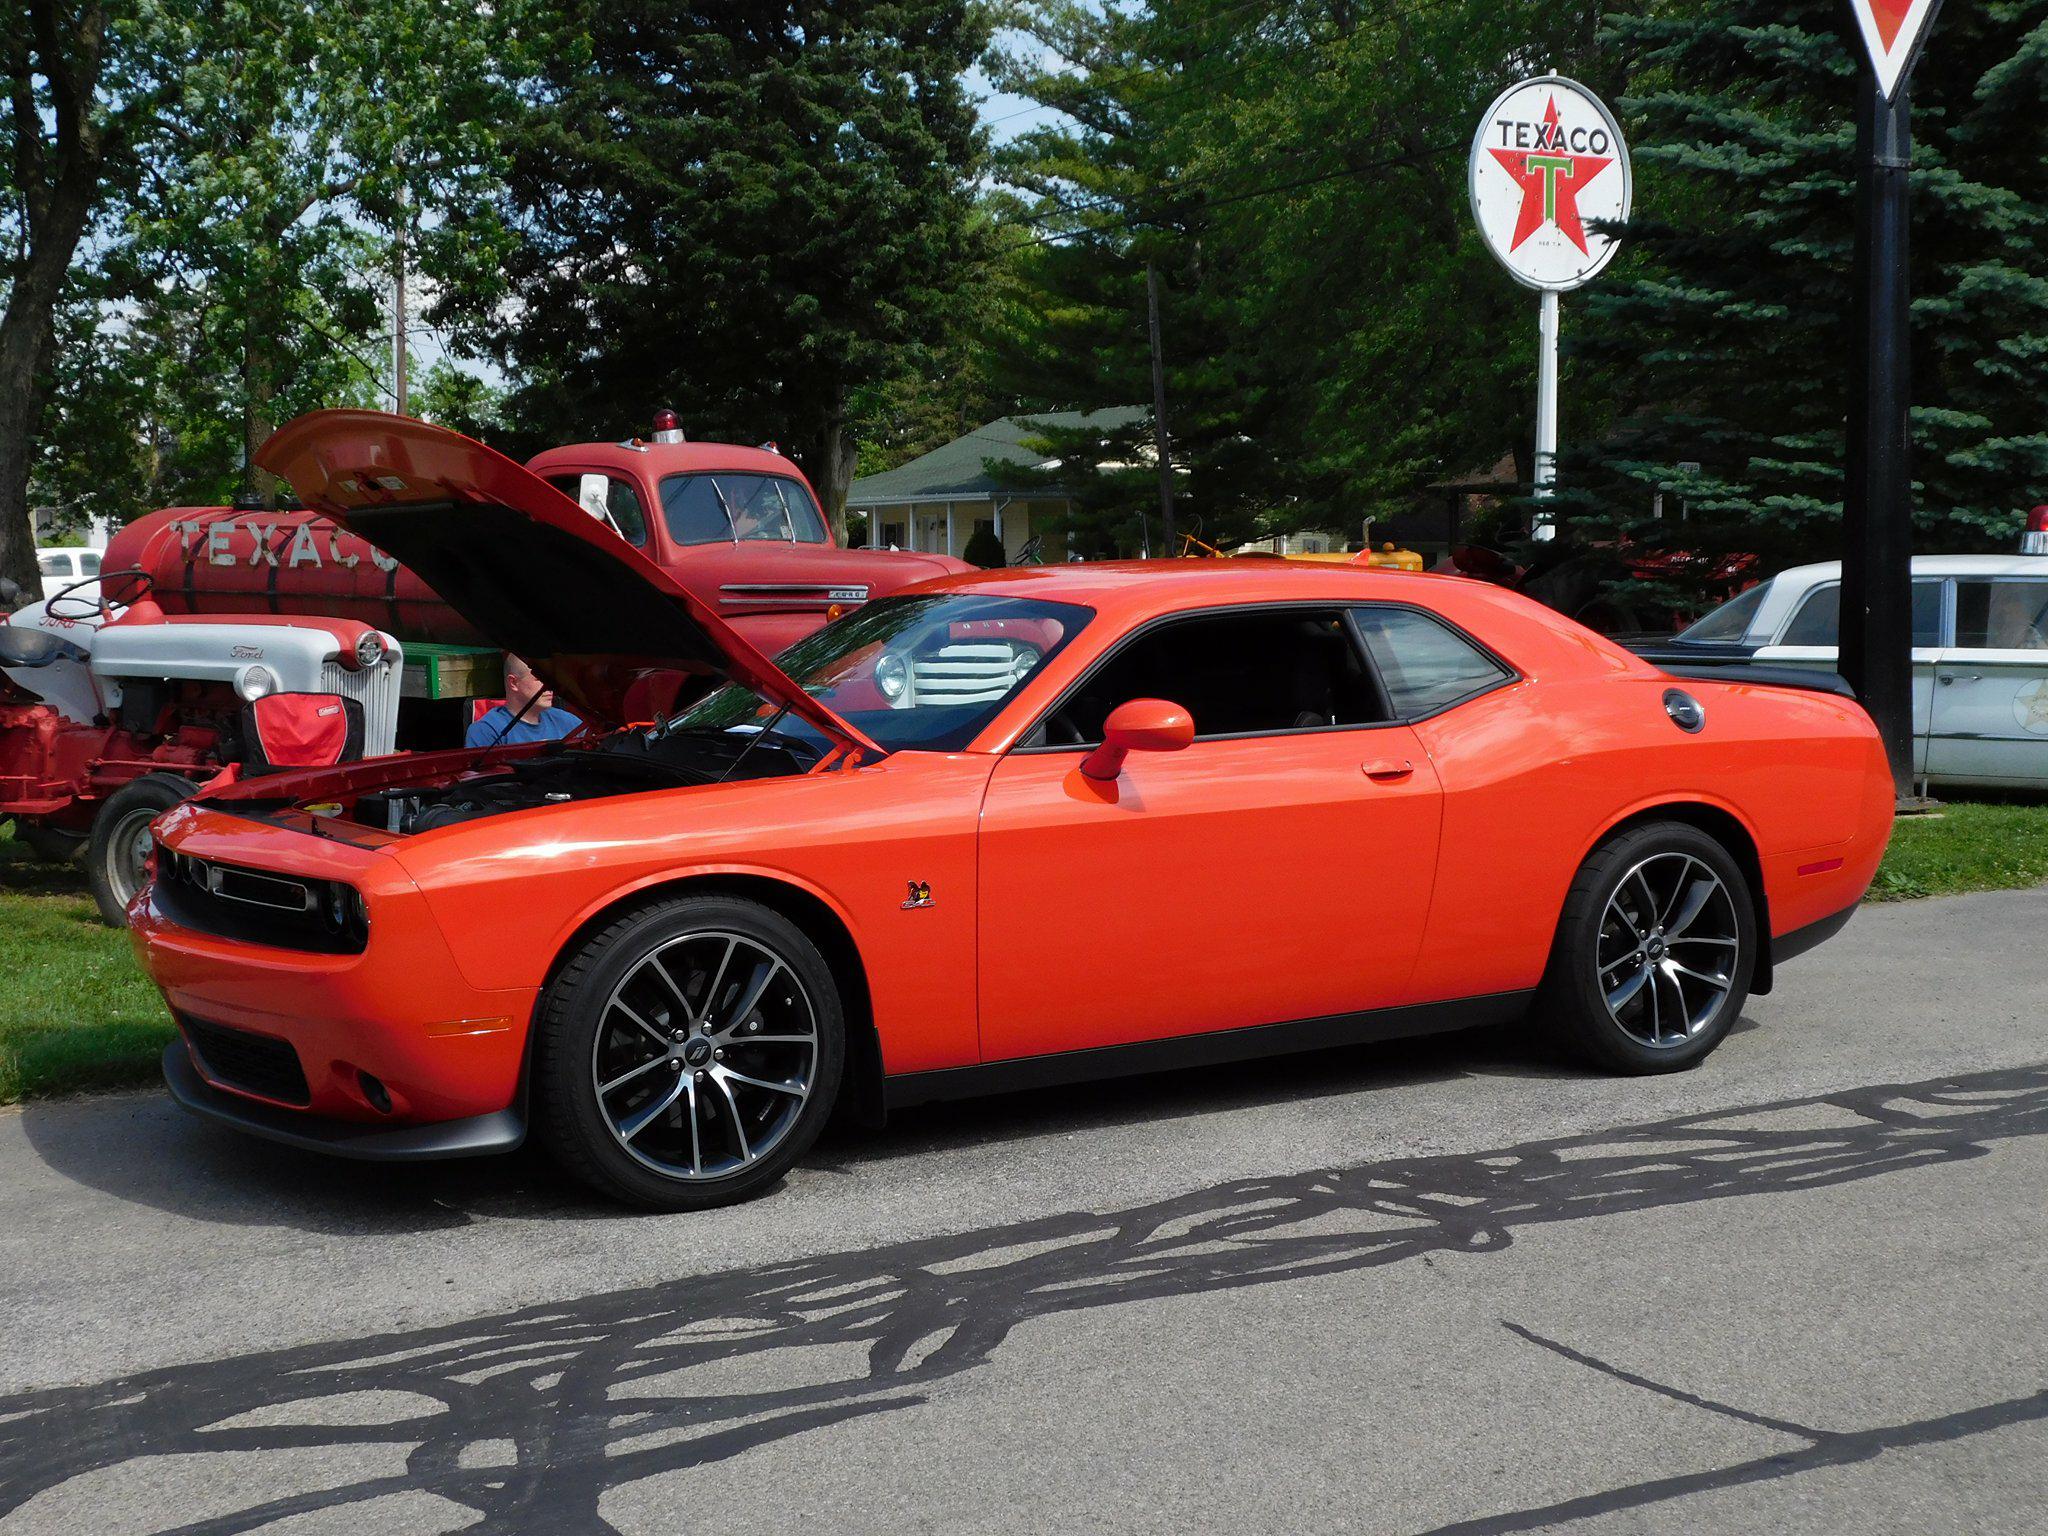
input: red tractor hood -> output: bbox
[256,411,882,758]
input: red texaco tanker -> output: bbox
[1,410,967,921]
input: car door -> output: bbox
[1753,578,1945,773]
[1927,576,2048,786]
[975,604,1444,1063]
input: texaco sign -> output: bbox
[1468,75,1631,292]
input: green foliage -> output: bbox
[987,0,1616,555]
[1568,0,2048,591]
[414,360,507,442]
[0,827,170,1103]
[1868,799,2048,901]
[961,521,1007,567]
[476,0,992,534]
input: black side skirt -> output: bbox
[884,990,1534,1110]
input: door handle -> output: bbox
[1362,759,1414,782]
[1938,674,1983,686]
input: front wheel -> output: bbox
[1538,822,1756,1073]
[87,774,198,926]
[533,896,845,1210]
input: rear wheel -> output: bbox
[1538,821,1755,1073]
[534,896,845,1210]
[87,774,198,926]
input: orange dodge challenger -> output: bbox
[132,414,1894,1210]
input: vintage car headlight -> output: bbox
[874,650,909,703]
[353,630,386,669]
[234,663,277,702]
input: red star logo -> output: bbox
[1488,95,1613,255]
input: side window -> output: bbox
[77,552,101,575]
[1779,585,1838,647]
[544,474,649,547]
[1044,608,1385,745]
[1782,580,1943,647]
[1351,607,1509,717]
[1954,579,2048,650]
[38,554,69,578]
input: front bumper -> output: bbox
[133,802,540,1139]
[162,1042,524,1159]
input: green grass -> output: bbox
[0,824,173,1104]
[0,796,2043,1104]
[1868,797,2048,902]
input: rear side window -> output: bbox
[1044,607,1384,744]
[661,474,826,546]
[1350,607,1509,717]
[1677,581,1769,644]
[1780,581,1943,647]
[77,552,100,575]
[38,554,70,577]
[1954,579,2048,650]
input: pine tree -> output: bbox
[488,0,989,536]
[1569,0,2048,586]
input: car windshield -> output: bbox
[669,594,1093,755]
[1675,581,1769,644]
[661,473,827,546]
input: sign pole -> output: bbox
[1533,288,1560,538]
[1839,26,1930,804]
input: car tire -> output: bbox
[533,895,846,1211]
[1537,821,1757,1074]
[87,774,198,927]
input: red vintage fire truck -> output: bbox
[1,410,967,920]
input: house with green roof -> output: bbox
[846,408,1146,563]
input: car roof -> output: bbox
[527,440,811,483]
[1770,554,2047,586]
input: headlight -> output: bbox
[353,630,386,668]
[874,650,909,703]
[234,664,277,702]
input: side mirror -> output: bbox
[1080,698,1195,781]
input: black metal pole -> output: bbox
[1840,67,1916,801]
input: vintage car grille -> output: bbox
[319,657,400,756]
[906,641,1040,707]
[153,841,368,954]
[180,1015,310,1105]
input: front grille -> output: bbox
[181,1015,310,1105]
[153,841,367,954]
[319,651,401,756]
[907,641,1039,707]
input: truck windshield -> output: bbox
[669,594,1094,754]
[662,473,827,546]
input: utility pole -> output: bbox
[1145,260,1175,556]
[392,212,409,417]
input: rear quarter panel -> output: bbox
[1406,667,1891,1002]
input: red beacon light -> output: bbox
[2023,505,2048,557]
[652,408,687,446]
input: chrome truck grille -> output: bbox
[320,649,402,756]
[906,641,1040,707]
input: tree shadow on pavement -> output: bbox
[2,1062,2042,1534]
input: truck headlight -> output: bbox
[875,650,909,703]
[234,664,277,701]
[353,631,386,669]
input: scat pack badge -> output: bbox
[900,880,933,910]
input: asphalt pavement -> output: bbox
[2,884,2044,1534]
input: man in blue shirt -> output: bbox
[466,654,583,748]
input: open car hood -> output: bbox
[256,411,881,758]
